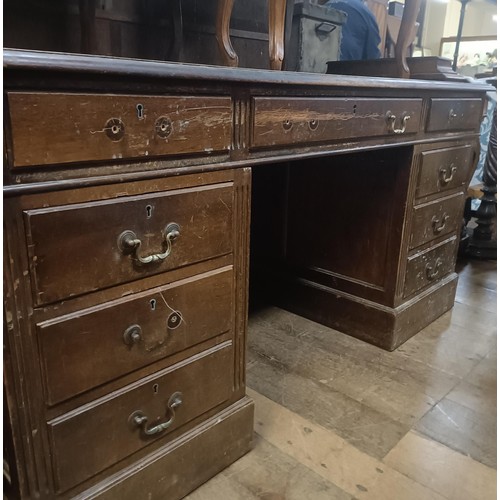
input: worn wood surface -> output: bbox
[48,342,233,492]
[427,98,484,133]
[251,97,422,149]
[25,181,234,305]
[3,49,491,499]
[8,93,232,167]
[416,145,473,199]
[38,267,234,405]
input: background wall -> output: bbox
[421,0,497,56]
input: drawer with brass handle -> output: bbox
[426,98,484,133]
[409,193,464,249]
[24,182,234,306]
[37,267,233,405]
[251,97,422,149]
[415,144,473,199]
[403,237,457,298]
[6,92,233,168]
[47,341,233,493]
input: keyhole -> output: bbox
[150,299,156,311]
[136,103,144,120]
[353,104,357,114]
[146,205,153,218]
[153,384,159,394]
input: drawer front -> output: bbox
[25,183,234,306]
[409,193,464,249]
[404,238,457,298]
[251,97,422,148]
[38,268,233,405]
[48,342,233,493]
[416,145,473,199]
[7,92,232,167]
[427,98,483,133]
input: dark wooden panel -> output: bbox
[24,182,234,305]
[409,193,464,249]
[426,98,484,133]
[7,93,232,167]
[75,398,254,500]
[416,144,473,199]
[284,149,411,298]
[251,97,422,149]
[38,268,233,405]
[404,237,457,298]
[48,342,233,493]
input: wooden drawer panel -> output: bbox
[426,98,483,133]
[25,183,234,306]
[38,268,233,405]
[416,144,473,199]
[251,97,422,148]
[48,341,233,493]
[7,92,232,168]
[409,193,464,250]
[404,237,457,298]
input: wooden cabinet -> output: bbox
[4,49,490,499]
[5,160,253,499]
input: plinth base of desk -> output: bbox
[278,274,458,351]
[76,397,254,500]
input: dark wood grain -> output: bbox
[251,97,422,149]
[38,267,234,405]
[416,144,473,199]
[427,98,484,133]
[409,193,464,249]
[3,48,490,499]
[48,341,233,493]
[8,93,232,167]
[25,182,234,305]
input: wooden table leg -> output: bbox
[395,0,421,78]
[216,0,238,67]
[268,0,287,70]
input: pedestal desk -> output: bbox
[3,49,490,499]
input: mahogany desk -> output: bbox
[3,49,490,499]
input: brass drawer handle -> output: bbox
[386,111,410,134]
[431,213,450,233]
[123,324,142,345]
[118,223,180,265]
[439,165,457,184]
[449,109,458,120]
[425,258,442,280]
[282,119,293,131]
[129,391,183,436]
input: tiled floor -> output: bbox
[189,259,497,500]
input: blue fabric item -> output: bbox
[325,0,381,60]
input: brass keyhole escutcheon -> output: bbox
[105,118,125,141]
[156,117,173,138]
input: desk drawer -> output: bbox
[251,97,422,148]
[404,238,457,298]
[426,98,483,133]
[416,144,473,199]
[38,268,233,405]
[25,183,234,306]
[409,193,464,249]
[47,341,233,493]
[7,92,232,168]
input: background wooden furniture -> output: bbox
[3,49,490,498]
